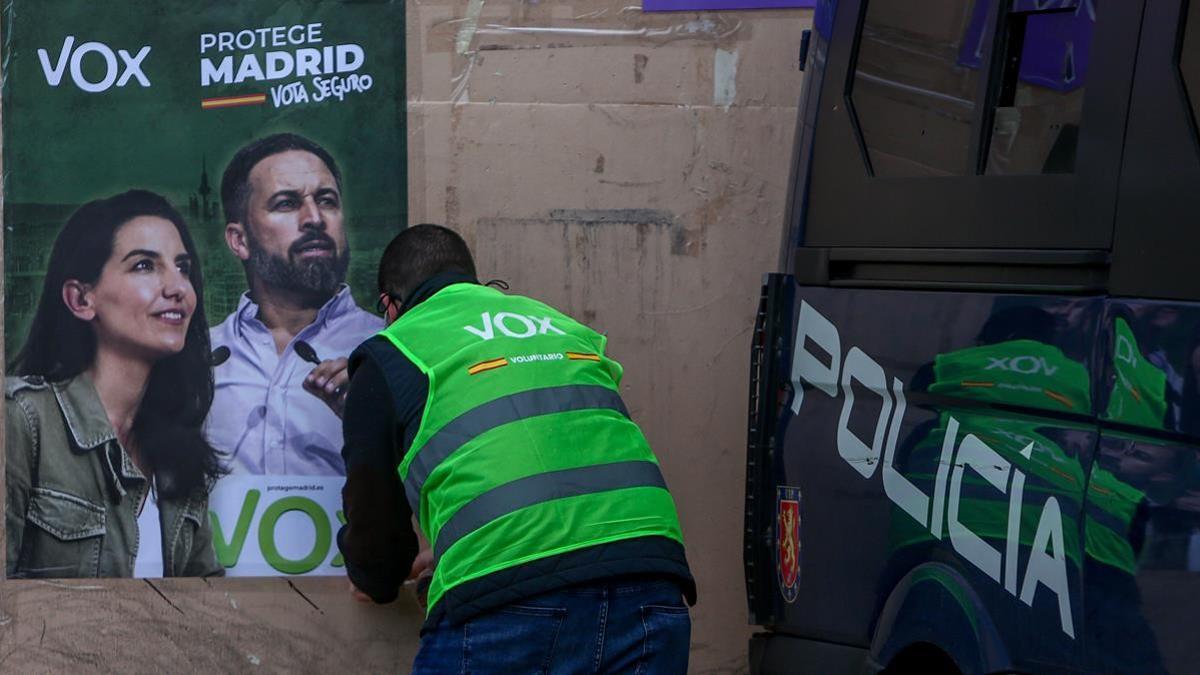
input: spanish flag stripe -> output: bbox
[565,352,601,361]
[1043,389,1074,409]
[201,94,267,109]
[467,358,508,375]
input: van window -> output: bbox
[850,0,988,177]
[984,3,1096,175]
[1181,0,1200,137]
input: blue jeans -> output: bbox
[413,577,691,674]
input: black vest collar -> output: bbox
[398,271,480,318]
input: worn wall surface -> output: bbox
[0,2,807,672]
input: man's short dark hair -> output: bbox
[379,224,477,299]
[220,133,343,225]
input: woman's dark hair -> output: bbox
[10,189,223,499]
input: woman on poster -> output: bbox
[5,189,224,578]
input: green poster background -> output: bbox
[2,0,406,360]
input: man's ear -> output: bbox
[226,222,251,261]
[62,280,96,321]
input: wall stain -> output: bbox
[445,186,461,227]
[671,227,703,257]
[634,53,648,83]
[478,209,703,258]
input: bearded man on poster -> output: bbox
[205,133,382,475]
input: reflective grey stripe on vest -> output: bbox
[1085,504,1131,542]
[433,459,667,560]
[403,384,630,512]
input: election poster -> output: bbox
[3,0,405,578]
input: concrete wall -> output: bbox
[0,2,807,671]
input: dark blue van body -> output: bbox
[746,1,1200,673]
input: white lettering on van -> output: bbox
[790,300,1074,638]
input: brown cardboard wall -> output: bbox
[410,2,807,672]
[0,2,806,671]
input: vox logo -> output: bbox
[38,36,152,93]
[464,312,566,341]
[985,356,1060,376]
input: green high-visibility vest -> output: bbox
[378,283,685,613]
[889,341,1095,563]
[1105,318,1168,428]
[888,411,1086,568]
[929,339,1092,413]
[894,339,1142,575]
[1084,465,1143,575]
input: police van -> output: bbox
[744,1,1200,672]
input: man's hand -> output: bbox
[408,547,434,581]
[303,358,350,417]
[407,545,434,610]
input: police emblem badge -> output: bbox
[776,485,801,603]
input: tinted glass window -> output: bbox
[850,0,987,177]
[1180,0,1200,138]
[984,3,1096,175]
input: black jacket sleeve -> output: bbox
[336,344,420,603]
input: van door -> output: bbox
[797,0,1139,254]
[1089,1,1200,672]
[748,0,1148,672]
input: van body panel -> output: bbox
[748,1,1200,671]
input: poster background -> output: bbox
[3,0,406,360]
[3,0,406,577]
